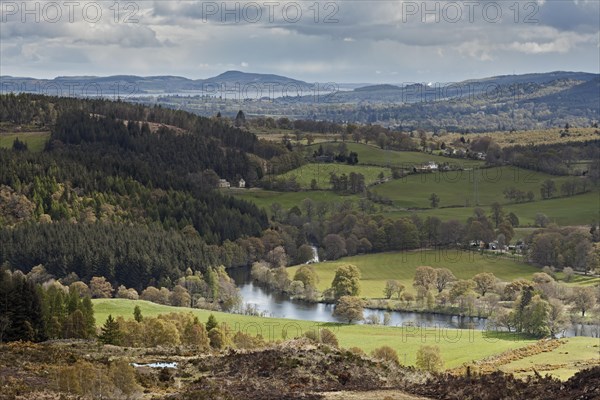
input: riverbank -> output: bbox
[232,264,599,336]
[92,298,528,368]
[92,298,600,379]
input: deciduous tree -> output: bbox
[90,277,113,299]
[434,268,456,293]
[570,287,597,317]
[383,280,405,299]
[413,266,437,292]
[416,345,444,372]
[331,264,361,298]
[293,265,319,288]
[473,273,496,296]
[333,296,364,323]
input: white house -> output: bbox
[414,161,439,173]
[426,161,439,170]
[218,179,230,188]
[238,179,246,188]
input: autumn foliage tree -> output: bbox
[413,266,437,292]
[473,273,497,296]
[90,277,113,298]
[416,345,444,372]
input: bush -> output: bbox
[416,345,444,372]
[232,331,265,349]
[109,359,142,397]
[371,346,399,364]
[208,327,227,350]
[347,347,366,356]
[320,328,339,347]
[303,328,339,348]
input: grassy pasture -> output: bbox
[288,250,538,298]
[277,163,391,189]
[229,189,362,214]
[372,166,580,209]
[230,186,597,228]
[0,132,49,152]
[383,191,599,226]
[92,298,538,369]
[289,250,599,298]
[306,141,483,169]
[499,337,600,380]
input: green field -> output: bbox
[278,163,391,189]
[499,337,600,380]
[230,189,362,214]
[236,157,597,227]
[0,132,49,152]
[288,250,539,298]
[372,166,575,209]
[384,191,599,226]
[92,298,540,369]
[306,142,483,169]
[231,187,597,227]
[253,128,332,145]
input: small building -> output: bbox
[470,240,485,248]
[218,179,230,188]
[426,161,438,170]
[238,179,246,188]
[414,161,439,173]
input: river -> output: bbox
[229,266,599,338]
[230,266,488,330]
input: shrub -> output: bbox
[416,345,444,372]
[320,328,339,347]
[371,346,399,364]
[347,347,365,356]
[208,327,227,350]
[232,331,265,349]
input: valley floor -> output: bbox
[93,299,599,379]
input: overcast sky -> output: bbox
[1,0,598,83]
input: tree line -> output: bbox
[0,222,261,290]
[0,269,95,342]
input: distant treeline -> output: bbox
[0,94,273,243]
[0,94,280,288]
[0,222,262,290]
[502,141,600,176]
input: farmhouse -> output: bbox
[238,178,246,188]
[414,161,439,173]
[218,179,230,188]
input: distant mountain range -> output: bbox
[289,71,600,104]
[0,70,314,96]
[2,70,597,98]
[2,70,598,129]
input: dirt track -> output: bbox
[322,390,429,400]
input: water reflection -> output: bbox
[229,267,598,337]
[231,267,486,329]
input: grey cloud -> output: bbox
[0,0,597,82]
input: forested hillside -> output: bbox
[0,94,280,287]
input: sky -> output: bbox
[0,0,599,83]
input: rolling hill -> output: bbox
[0,70,314,96]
